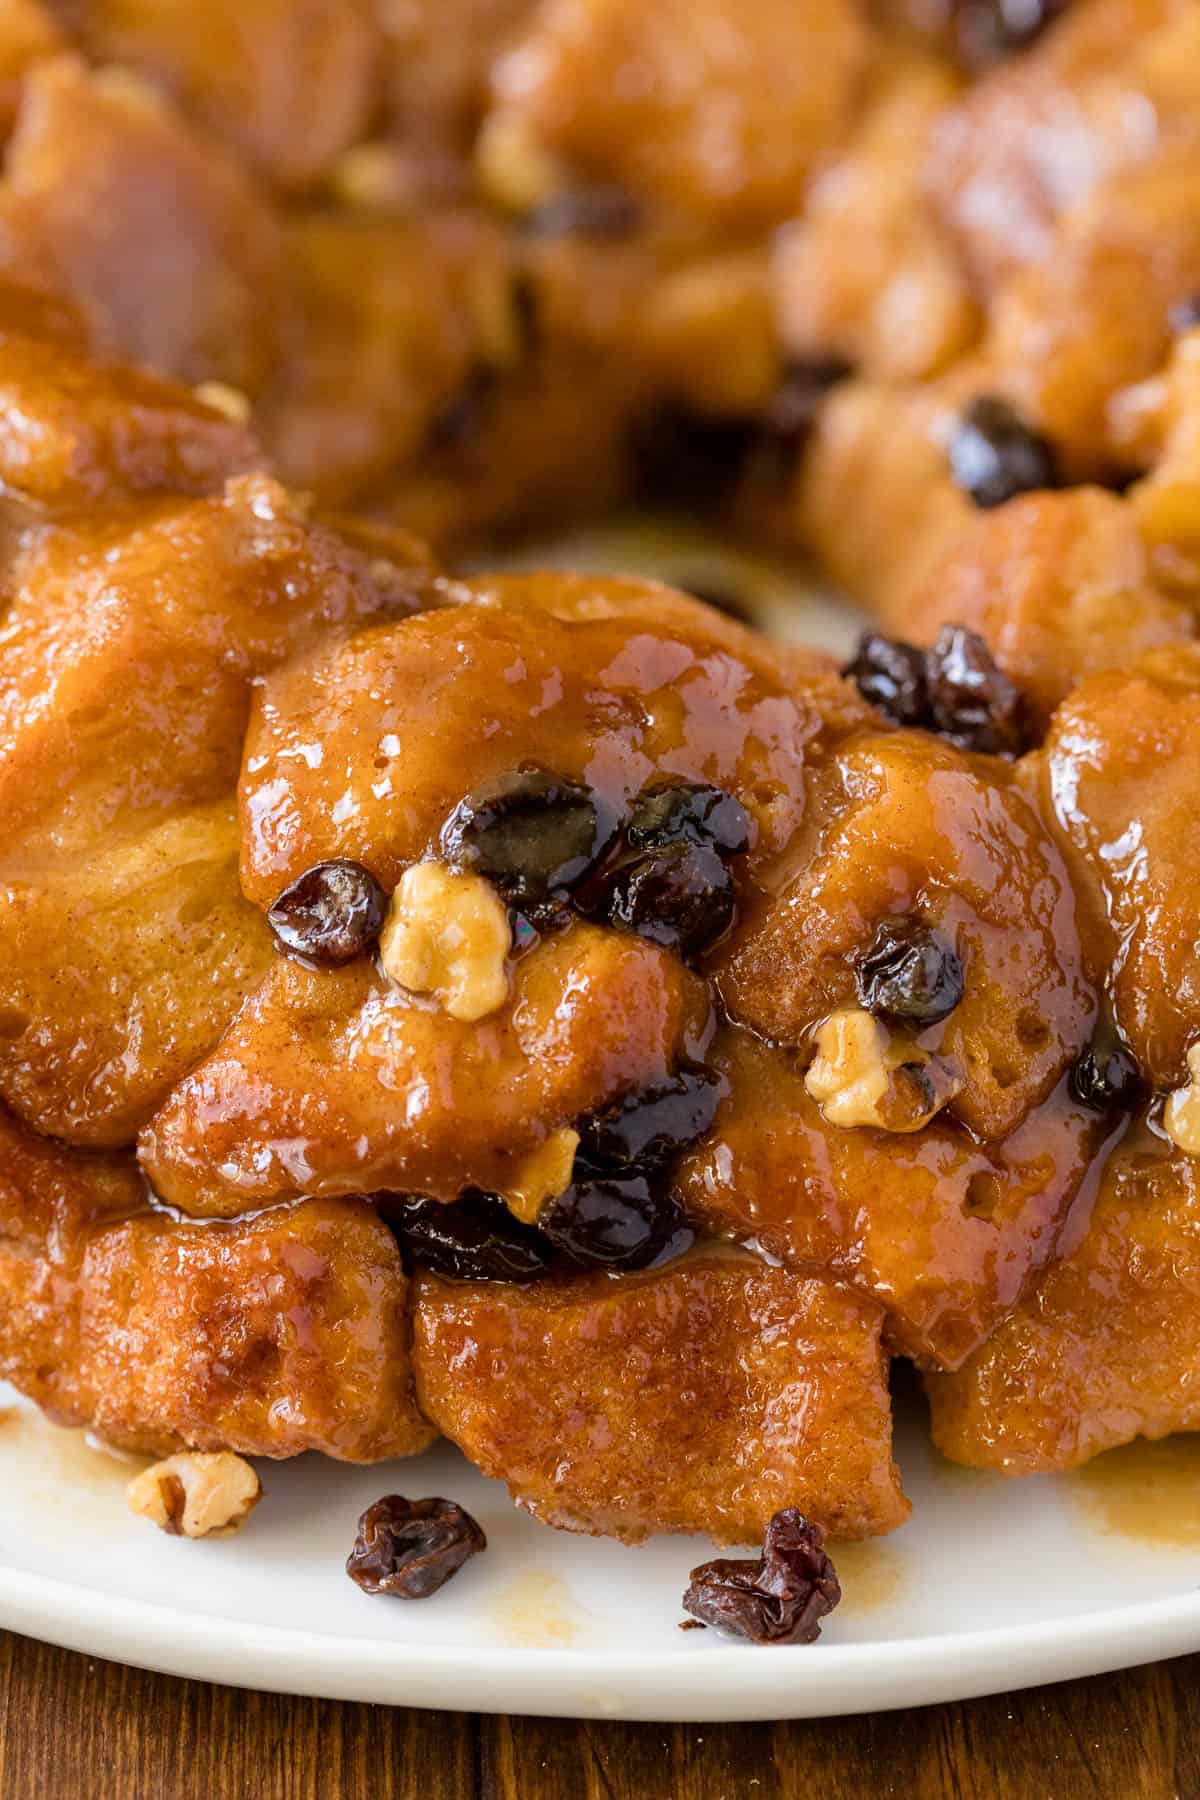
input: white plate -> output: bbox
[4,1383,1200,1720]
[4,525,1198,1719]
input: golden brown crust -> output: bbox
[0,1107,432,1461]
[926,1133,1200,1475]
[414,1253,910,1541]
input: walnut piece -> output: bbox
[1164,1043,1200,1155]
[126,1452,262,1539]
[502,1127,581,1224]
[379,862,511,1022]
[804,1007,961,1133]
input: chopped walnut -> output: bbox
[475,111,562,214]
[1164,1044,1200,1156]
[379,862,511,1022]
[126,1452,262,1539]
[805,1007,962,1133]
[502,1127,581,1224]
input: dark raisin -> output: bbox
[597,840,736,958]
[539,1172,694,1271]
[387,1191,550,1283]
[1170,294,1200,334]
[854,916,965,1026]
[346,1496,486,1599]
[627,781,752,857]
[1069,1044,1143,1112]
[526,186,642,239]
[949,395,1060,510]
[924,624,1031,756]
[682,1509,841,1645]
[266,859,386,965]
[954,0,1067,66]
[842,632,930,728]
[441,767,609,918]
[577,1066,724,1170]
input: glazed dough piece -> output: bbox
[0,1107,432,1461]
[926,1134,1200,1474]
[929,0,1200,295]
[896,489,1194,725]
[414,1253,909,1542]
[676,1033,1111,1370]
[0,317,262,510]
[140,926,709,1216]
[773,49,977,383]
[62,0,381,191]
[796,383,1192,717]
[718,728,1095,1140]
[1040,644,1200,1088]
[0,55,282,393]
[0,466,430,1145]
[236,573,867,905]
[479,0,870,229]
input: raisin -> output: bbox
[854,916,965,1026]
[526,186,642,239]
[598,840,736,958]
[346,1496,486,1599]
[441,767,609,918]
[949,395,1060,510]
[387,1191,550,1283]
[682,1509,841,1645]
[577,1067,724,1170]
[539,1171,694,1271]
[924,624,1031,756]
[266,859,387,966]
[627,781,752,857]
[1170,294,1200,334]
[1070,1044,1143,1112]
[842,632,929,728]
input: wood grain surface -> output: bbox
[1,1632,1195,1799]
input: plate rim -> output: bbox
[3,1558,1199,1720]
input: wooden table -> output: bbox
[1,1632,1195,1798]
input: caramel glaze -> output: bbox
[677,1033,1122,1371]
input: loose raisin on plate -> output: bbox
[539,1171,694,1271]
[924,624,1031,757]
[441,767,609,919]
[682,1509,841,1645]
[627,781,752,858]
[347,1496,486,1599]
[598,840,736,958]
[1069,1044,1143,1112]
[388,1191,550,1282]
[842,633,930,729]
[854,916,965,1026]
[577,1067,724,1170]
[266,859,387,966]
[948,395,1060,510]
